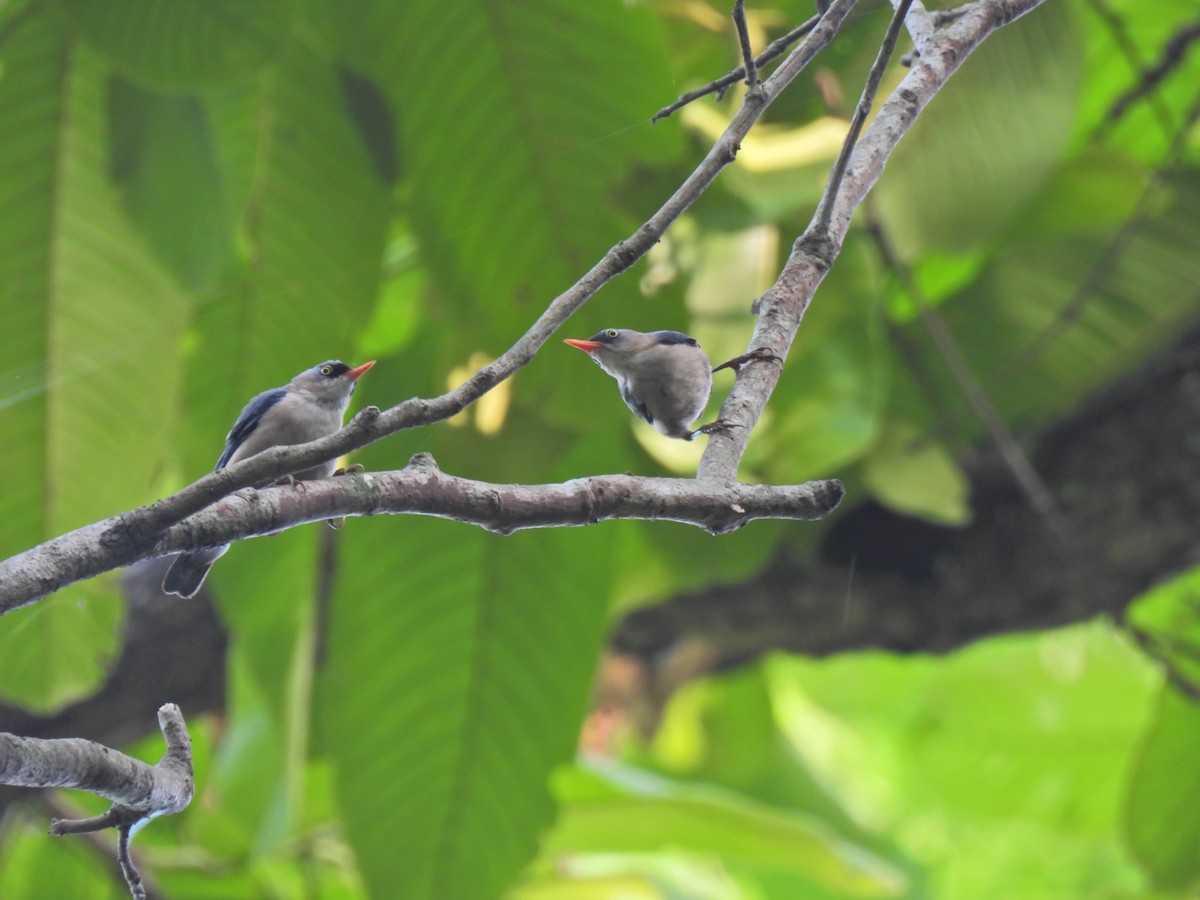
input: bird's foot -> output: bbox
[691,419,738,439]
[327,516,347,530]
[333,463,364,476]
[712,346,781,375]
[274,473,297,487]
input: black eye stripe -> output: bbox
[317,361,351,378]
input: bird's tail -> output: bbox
[162,547,227,599]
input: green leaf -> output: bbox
[861,418,970,525]
[108,78,237,292]
[333,0,682,341]
[942,164,1200,431]
[1125,565,1200,690]
[59,0,298,89]
[181,44,389,478]
[196,528,326,855]
[319,519,615,899]
[875,1,1083,255]
[1125,685,1200,890]
[765,624,1158,896]
[0,823,124,900]
[540,763,908,897]
[0,16,188,708]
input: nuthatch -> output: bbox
[162,359,375,599]
[564,328,731,441]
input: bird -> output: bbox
[161,359,375,599]
[563,328,729,441]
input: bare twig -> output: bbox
[117,826,145,900]
[0,455,845,609]
[732,0,760,88]
[1086,0,1185,139]
[652,17,820,122]
[814,0,913,238]
[40,795,164,900]
[1107,17,1200,123]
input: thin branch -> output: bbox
[732,0,760,89]
[1086,0,1184,139]
[814,0,913,239]
[698,0,1050,481]
[0,455,845,609]
[1103,17,1200,127]
[652,16,821,122]
[40,795,164,900]
[117,826,145,900]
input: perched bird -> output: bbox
[161,359,375,599]
[564,328,728,441]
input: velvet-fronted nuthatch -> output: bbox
[161,359,375,599]
[563,328,733,441]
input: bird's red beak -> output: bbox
[345,360,376,381]
[564,339,601,354]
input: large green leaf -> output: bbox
[182,43,390,479]
[197,529,327,856]
[108,78,238,292]
[767,624,1157,897]
[58,0,298,89]
[0,821,123,900]
[533,763,908,897]
[875,1,1084,255]
[0,15,188,708]
[1125,565,1200,691]
[333,0,682,341]
[319,518,614,899]
[941,163,1200,432]
[1124,685,1200,890]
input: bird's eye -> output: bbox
[320,365,333,376]
[605,329,619,338]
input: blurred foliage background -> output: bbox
[0,0,1198,896]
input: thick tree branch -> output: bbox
[0,0,862,612]
[0,703,193,822]
[38,702,190,900]
[0,456,844,611]
[699,0,1049,480]
[0,701,192,898]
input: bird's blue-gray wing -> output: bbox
[617,377,653,425]
[215,388,287,470]
[647,330,699,347]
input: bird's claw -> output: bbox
[712,346,781,375]
[274,473,297,487]
[692,419,739,438]
[333,463,364,476]
[327,516,347,530]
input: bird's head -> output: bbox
[563,328,651,358]
[291,359,376,405]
